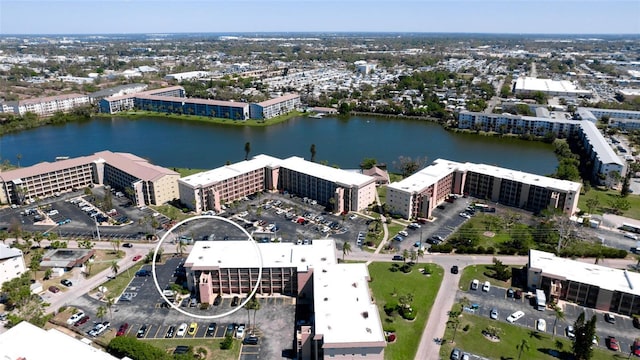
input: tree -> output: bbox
[516,338,530,360]
[572,312,597,360]
[621,172,632,197]
[585,196,600,215]
[360,158,377,170]
[342,242,351,261]
[107,336,171,360]
[447,307,462,343]
[16,153,22,168]
[244,295,261,332]
[609,196,631,215]
[551,305,565,338]
[492,258,511,281]
[110,260,120,276]
[176,240,187,257]
[402,249,409,264]
[393,155,428,178]
[0,231,7,244]
[106,296,116,320]
[96,306,107,321]
[244,142,251,160]
[310,144,316,162]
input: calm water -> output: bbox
[0,115,557,174]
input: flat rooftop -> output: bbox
[184,239,337,272]
[515,77,591,95]
[387,159,461,194]
[529,249,640,296]
[461,161,582,192]
[579,121,624,166]
[279,156,376,188]
[179,154,282,188]
[0,321,120,360]
[313,263,386,348]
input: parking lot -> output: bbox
[458,282,640,354]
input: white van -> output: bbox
[471,279,479,290]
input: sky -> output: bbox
[1,0,639,35]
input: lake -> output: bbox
[0,115,558,175]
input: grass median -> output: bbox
[144,338,241,360]
[368,261,444,360]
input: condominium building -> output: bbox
[0,150,179,207]
[609,118,640,131]
[135,95,250,120]
[582,107,640,121]
[528,249,640,316]
[179,154,377,214]
[89,83,148,104]
[2,93,90,117]
[387,159,581,220]
[98,85,185,114]
[0,243,26,286]
[249,93,301,119]
[458,111,626,182]
[184,239,386,359]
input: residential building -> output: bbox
[609,118,640,131]
[528,249,640,316]
[88,83,148,104]
[184,239,385,359]
[458,111,626,182]
[135,95,249,120]
[249,93,301,119]
[514,77,592,97]
[363,166,390,185]
[0,243,26,286]
[179,154,376,214]
[3,93,90,117]
[98,85,185,114]
[581,107,640,121]
[164,71,211,82]
[387,159,581,220]
[0,150,179,207]
[0,321,123,360]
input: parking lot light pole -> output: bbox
[95,216,101,242]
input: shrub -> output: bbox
[220,334,234,350]
[384,301,398,316]
[463,324,470,332]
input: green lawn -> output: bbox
[378,186,388,205]
[172,167,207,177]
[151,204,192,222]
[368,261,444,360]
[144,338,241,360]
[458,264,516,291]
[440,312,630,360]
[578,187,640,220]
[94,263,145,298]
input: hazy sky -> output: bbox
[1,0,639,35]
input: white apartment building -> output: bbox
[4,93,90,117]
[582,107,640,121]
[0,243,26,286]
[249,93,301,119]
[179,154,377,214]
[387,159,581,220]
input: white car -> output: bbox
[459,212,471,219]
[236,324,245,339]
[399,230,409,237]
[506,310,525,323]
[67,311,85,325]
[176,323,188,337]
[565,325,576,339]
[349,214,357,220]
[482,281,490,292]
[536,318,546,332]
[471,279,479,290]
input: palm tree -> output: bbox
[176,240,187,257]
[32,232,44,248]
[551,304,564,338]
[106,296,115,320]
[110,260,120,276]
[310,144,316,162]
[250,297,261,333]
[402,249,410,264]
[16,153,22,168]
[244,142,251,160]
[516,338,530,360]
[342,242,352,261]
[96,306,107,322]
[0,231,7,244]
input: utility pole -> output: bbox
[95,216,101,242]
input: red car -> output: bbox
[116,323,129,336]
[74,315,90,327]
[132,255,142,261]
[633,338,640,356]
[607,336,620,351]
[48,286,60,293]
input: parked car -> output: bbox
[451,265,458,274]
[507,311,525,323]
[116,323,129,336]
[231,296,240,307]
[122,243,133,248]
[450,348,461,360]
[565,325,575,339]
[48,286,60,293]
[490,308,498,320]
[165,325,175,338]
[213,294,222,306]
[188,322,198,336]
[605,313,616,324]
[536,319,547,332]
[399,230,409,237]
[243,335,259,345]
[507,288,515,298]
[607,336,620,351]
[60,279,72,287]
[634,317,640,329]
[206,323,217,337]
[67,311,85,325]
[74,315,90,326]
[236,324,245,339]
[633,338,640,356]
[392,255,405,261]
[136,324,148,338]
[132,255,142,261]
[176,323,188,337]
[482,281,491,292]
[471,279,479,290]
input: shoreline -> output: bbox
[93,110,304,127]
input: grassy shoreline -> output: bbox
[94,110,303,127]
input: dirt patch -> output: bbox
[483,231,496,237]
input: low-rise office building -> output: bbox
[179,154,376,214]
[0,243,26,287]
[0,150,179,207]
[387,159,581,220]
[514,77,592,97]
[249,93,301,119]
[528,249,640,316]
[164,70,211,82]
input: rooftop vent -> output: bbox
[362,311,369,319]
[321,257,326,261]
[352,282,358,288]
[301,258,306,262]
[366,327,372,333]
[198,256,203,260]
[324,297,328,301]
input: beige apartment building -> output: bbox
[0,151,179,207]
[179,154,377,214]
[387,159,581,220]
[2,93,90,117]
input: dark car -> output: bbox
[633,317,640,329]
[116,323,129,336]
[137,324,148,338]
[165,325,176,338]
[206,323,217,337]
[60,279,72,287]
[451,265,459,274]
[136,269,151,277]
[225,323,237,337]
[392,255,405,261]
[515,289,523,299]
[231,296,240,307]
[75,315,90,327]
[213,294,222,306]
[507,288,515,298]
[122,243,133,248]
[48,286,60,293]
[243,336,259,345]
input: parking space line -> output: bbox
[144,325,154,339]
[153,325,163,338]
